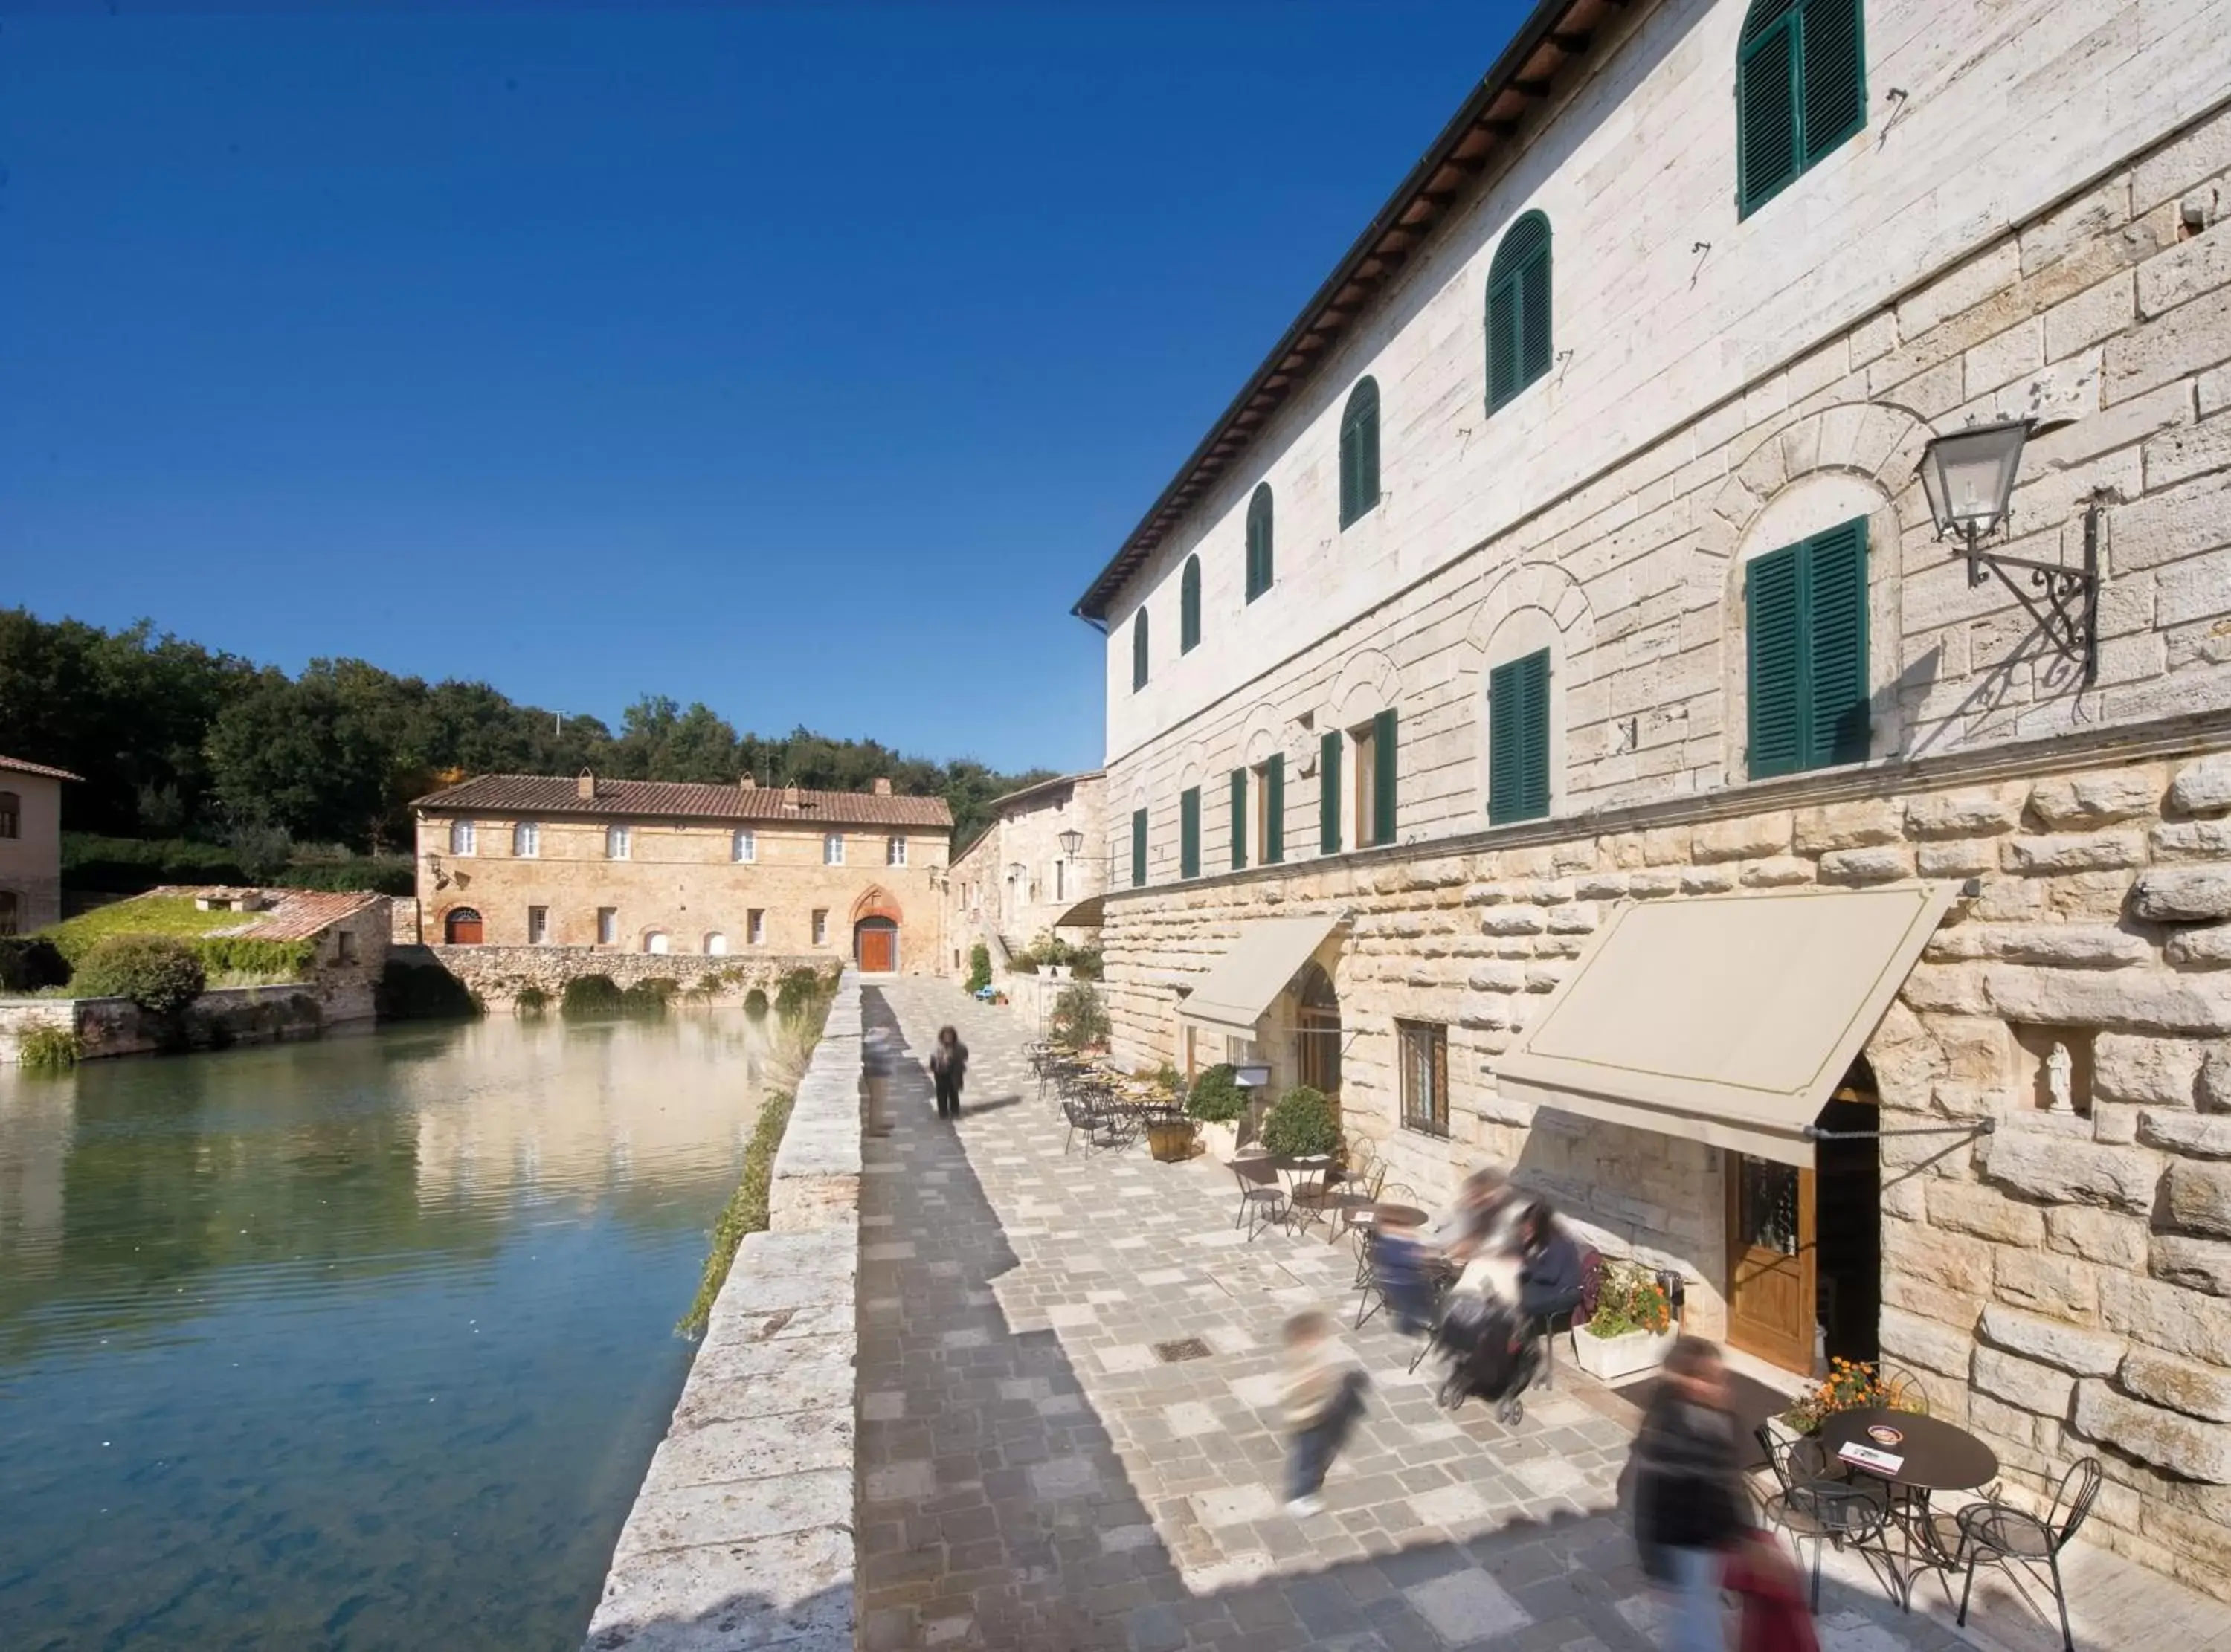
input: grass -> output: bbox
[16,1023,82,1071]
[677,1091,796,1339]
[40,896,247,961]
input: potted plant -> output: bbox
[1260,1085,1340,1159]
[1573,1262,1678,1383]
[1779,1359,1928,1439]
[1185,1063,1246,1161]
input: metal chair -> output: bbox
[1956,1457,2102,1652]
[1776,1475,1897,1611]
[1229,1155,1289,1240]
[1876,1364,1932,1416]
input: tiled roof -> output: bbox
[411,773,954,831]
[0,754,84,782]
[152,886,386,942]
[988,769,1103,813]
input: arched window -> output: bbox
[1180,556,1203,654]
[1338,378,1380,528]
[1487,211,1553,411]
[1245,485,1274,601]
[705,932,729,955]
[1132,607,1150,692]
[1738,0,1867,217]
[443,907,484,945]
[644,930,670,955]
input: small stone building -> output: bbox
[0,755,80,936]
[1071,0,2231,1598]
[944,770,1107,975]
[410,771,951,975]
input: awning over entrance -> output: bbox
[1052,894,1104,929]
[1178,914,1345,1039]
[1492,883,1957,1167]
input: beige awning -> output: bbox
[1052,894,1104,929]
[1178,914,1345,1039]
[1492,883,1956,1167]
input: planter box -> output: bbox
[1147,1119,1197,1163]
[1574,1323,1678,1384]
[1197,1120,1241,1164]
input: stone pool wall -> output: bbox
[582,970,863,1652]
[428,944,828,1012]
[0,978,377,1063]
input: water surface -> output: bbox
[0,1013,773,1651]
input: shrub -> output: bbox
[677,1091,796,1339]
[17,1022,82,1071]
[59,834,247,894]
[514,985,550,1016]
[560,975,627,1019]
[276,857,414,896]
[72,935,206,1015]
[1050,981,1110,1050]
[1069,947,1103,981]
[1582,1262,1671,1340]
[743,987,770,1016]
[194,937,316,981]
[1185,1063,1246,1124]
[774,967,825,1020]
[376,960,481,1021]
[618,983,669,1017]
[225,820,294,883]
[1260,1085,1339,1158]
[965,943,991,995]
[0,938,71,994]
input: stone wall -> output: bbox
[582,973,862,1652]
[1101,732,2231,1598]
[944,772,1106,977]
[425,943,829,1012]
[0,768,67,933]
[0,977,377,1063]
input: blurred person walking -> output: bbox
[1627,1335,1748,1651]
[929,1025,968,1120]
[1280,1310,1367,1517]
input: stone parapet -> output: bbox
[430,945,825,1011]
[0,978,376,1064]
[584,970,862,1652]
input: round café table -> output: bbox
[1818,1407,1999,1610]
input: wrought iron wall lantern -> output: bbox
[1916,416,2102,684]
[1058,829,1084,856]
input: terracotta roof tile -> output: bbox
[152,885,386,942]
[410,773,954,830]
[0,754,84,782]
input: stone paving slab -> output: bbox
[855,979,2002,1652]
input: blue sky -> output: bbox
[1,0,1532,775]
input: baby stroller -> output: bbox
[1429,1291,1542,1425]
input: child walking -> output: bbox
[1281,1310,1367,1517]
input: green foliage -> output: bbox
[965,943,991,995]
[1050,981,1110,1050]
[193,937,317,981]
[72,935,207,1014]
[274,856,414,895]
[743,987,770,1016]
[773,967,824,1020]
[224,819,294,883]
[619,983,670,1017]
[42,895,251,965]
[514,985,550,1016]
[1005,935,1103,979]
[1261,1085,1339,1158]
[677,1091,796,1339]
[0,937,71,994]
[16,1023,82,1071]
[1185,1064,1247,1124]
[1582,1263,1672,1340]
[59,834,248,894]
[560,975,626,1018]
[376,960,481,1021]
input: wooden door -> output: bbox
[1725,1153,1816,1373]
[445,908,483,946]
[857,926,896,972]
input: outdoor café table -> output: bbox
[1358,1202,1429,1232]
[1820,1408,2000,1609]
[1276,1155,1339,1230]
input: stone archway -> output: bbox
[851,888,902,974]
[443,906,483,945]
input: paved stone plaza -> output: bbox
[854,979,2029,1652]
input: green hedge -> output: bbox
[0,938,71,994]
[276,858,414,896]
[60,834,248,893]
[195,937,318,979]
[72,935,207,1014]
[1261,1085,1340,1158]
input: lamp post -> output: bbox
[1916,417,2100,685]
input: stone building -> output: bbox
[944,770,1107,975]
[1073,0,2231,1596]
[409,772,951,975]
[0,755,80,935]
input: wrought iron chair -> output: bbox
[1956,1457,2101,1652]
[1229,1154,1289,1240]
[1876,1364,1933,1416]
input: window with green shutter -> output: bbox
[1264,754,1284,865]
[1371,709,1397,847]
[1486,212,1553,413]
[1738,0,1867,217]
[1179,787,1201,880]
[1339,378,1381,529]
[1130,808,1147,888]
[1229,768,1248,871]
[1131,609,1149,692]
[1245,484,1274,601]
[1747,517,1870,779]
[1319,730,1342,855]
[1488,648,1552,825]
[1180,555,1203,653]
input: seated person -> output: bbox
[1515,1202,1585,1326]
[1368,1210,1439,1335]
[1424,1168,1520,1265]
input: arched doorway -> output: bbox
[851,888,902,974]
[643,931,670,955]
[444,907,483,945]
[704,932,729,956]
[1295,961,1341,1109]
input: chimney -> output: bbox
[782,781,801,813]
[576,769,596,800]
[872,777,892,797]
[738,774,757,790]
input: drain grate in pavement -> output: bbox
[1153,1337,1213,1364]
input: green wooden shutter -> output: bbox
[1246,485,1273,600]
[1521,245,1552,386]
[1319,731,1342,855]
[1747,543,1807,778]
[1179,787,1200,880]
[1130,807,1147,888]
[1738,11,1800,215]
[1487,278,1519,408]
[1489,650,1552,825]
[1805,519,1870,768]
[1229,768,1248,871]
[1800,0,1867,163]
[1131,610,1149,691]
[1340,379,1380,527]
[1371,710,1397,847]
[1180,557,1202,654]
[1265,755,1284,865]
[1360,387,1380,514]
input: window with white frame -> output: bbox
[811,909,829,946]
[886,836,907,866]
[596,906,618,945]
[513,821,540,857]
[748,909,766,946]
[527,906,549,944]
[449,819,476,856]
[606,825,631,860]
[823,833,843,865]
[733,828,755,863]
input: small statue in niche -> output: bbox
[2044,1041,2075,1114]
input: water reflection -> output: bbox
[0,1012,771,1650]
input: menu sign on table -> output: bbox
[1838,1442,1905,1476]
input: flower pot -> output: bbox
[1573,1322,1678,1384]
[1147,1119,1197,1163]
[1197,1119,1240,1163]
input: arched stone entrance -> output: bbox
[851,888,902,974]
[1295,961,1342,1109]
[444,907,483,945]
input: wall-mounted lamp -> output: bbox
[1058,829,1084,857]
[1916,416,2100,684]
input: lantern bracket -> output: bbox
[1949,500,2102,686]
